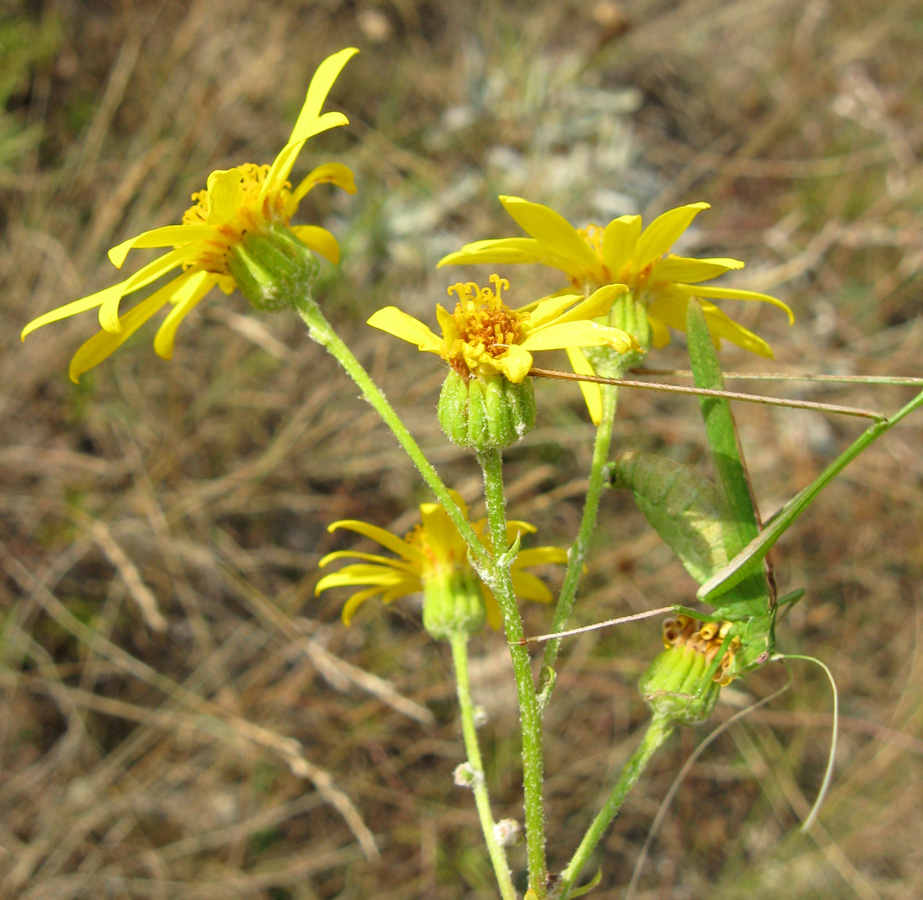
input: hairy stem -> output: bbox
[477,447,547,894]
[449,632,517,900]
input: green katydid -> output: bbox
[524,299,923,687]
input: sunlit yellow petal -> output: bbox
[513,547,569,567]
[98,245,201,333]
[527,292,587,329]
[438,237,566,269]
[700,303,775,357]
[510,569,554,603]
[602,215,642,274]
[499,196,603,277]
[107,225,216,268]
[566,347,603,424]
[419,504,463,562]
[290,225,340,264]
[634,202,710,269]
[22,281,126,340]
[341,587,388,626]
[650,256,744,284]
[367,307,444,354]
[315,565,414,590]
[290,48,358,141]
[290,163,357,207]
[497,344,533,383]
[674,283,795,324]
[522,320,634,353]
[505,520,538,541]
[481,587,503,630]
[326,519,430,565]
[550,284,627,326]
[153,271,217,359]
[68,286,176,383]
[317,549,420,571]
[205,168,246,225]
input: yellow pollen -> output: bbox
[446,275,524,370]
[577,223,605,256]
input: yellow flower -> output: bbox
[438,196,794,358]
[315,491,567,629]
[367,273,637,384]
[22,48,359,383]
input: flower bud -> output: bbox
[421,568,488,641]
[639,642,721,726]
[437,371,536,451]
[227,224,320,312]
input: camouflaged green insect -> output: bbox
[611,449,800,688]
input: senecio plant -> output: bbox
[24,49,923,899]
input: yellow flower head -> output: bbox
[367,273,637,384]
[438,196,794,358]
[315,491,567,629]
[22,48,359,383]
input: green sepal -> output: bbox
[227,223,321,312]
[612,450,733,585]
[437,371,536,451]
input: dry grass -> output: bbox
[2,1,922,898]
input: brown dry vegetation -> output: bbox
[2,1,922,898]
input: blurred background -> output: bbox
[2,0,921,897]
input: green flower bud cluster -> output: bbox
[438,371,536,451]
[228,224,321,313]
[639,640,721,727]
[422,568,488,641]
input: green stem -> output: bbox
[539,384,618,685]
[449,632,517,900]
[295,298,491,571]
[557,713,674,898]
[477,447,547,894]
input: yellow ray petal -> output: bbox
[650,256,744,284]
[550,284,627,326]
[510,569,553,603]
[566,346,603,424]
[67,283,178,383]
[522,320,634,353]
[290,162,356,207]
[290,225,340,264]
[496,344,534,383]
[153,270,217,359]
[22,280,127,340]
[316,550,421,573]
[108,225,216,268]
[634,202,710,269]
[513,547,569,567]
[326,519,429,565]
[315,565,414,591]
[499,196,602,276]
[98,245,201,333]
[527,292,587,329]
[674,283,794,323]
[602,214,642,274]
[341,587,390,626]
[438,237,567,269]
[367,307,444,354]
[290,48,358,141]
